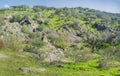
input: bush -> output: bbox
[49,35,70,50]
[74,50,93,62]
[21,25,32,34]
[99,47,120,70]
[23,45,40,54]
[0,17,5,26]
[66,43,94,62]
[31,39,46,48]
[99,59,120,70]
[28,32,42,39]
[5,36,23,51]
[10,15,23,23]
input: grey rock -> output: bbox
[1,22,26,40]
[18,68,31,73]
[40,43,66,63]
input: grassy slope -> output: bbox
[0,9,120,76]
[0,49,120,76]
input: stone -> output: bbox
[1,22,26,40]
[40,43,66,63]
[18,68,31,73]
[20,16,32,25]
[63,25,71,32]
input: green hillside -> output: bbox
[0,5,120,76]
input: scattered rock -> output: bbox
[35,68,46,72]
[56,64,64,68]
[18,67,46,73]
[18,68,31,73]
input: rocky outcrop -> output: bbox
[20,16,38,28]
[40,43,66,63]
[92,23,107,31]
[20,16,38,33]
[20,16,33,25]
[3,14,12,20]
[0,22,26,40]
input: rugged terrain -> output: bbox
[0,5,120,76]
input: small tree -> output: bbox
[99,47,120,69]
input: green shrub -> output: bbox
[4,36,23,51]
[99,59,120,70]
[10,15,23,23]
[28,32,42,39]
[31,39,46,48]
[21,25,32,34]
[66,43,94,62]
[23,45,40,54]
[99,47,120,70]
[0,17,5,26]
[49,35,70,50]
[74,50,93,62]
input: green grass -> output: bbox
[0,49,120,76]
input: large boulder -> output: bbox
[40,43,66,63]
[19,16,38,33]
[20,16,38,28]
